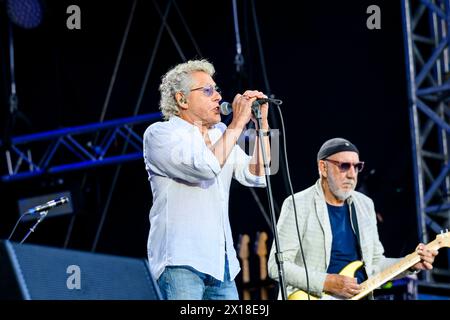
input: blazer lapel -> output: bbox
[314,180,332,268]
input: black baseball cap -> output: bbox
[317,138,359,160]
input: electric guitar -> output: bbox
[238,234,251,300]
[288,231,450,300]
[255,231,269,300]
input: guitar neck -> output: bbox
[351,239,441,300]
[259,256,267,280]
[242,260,250,283]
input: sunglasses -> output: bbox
[324,159,365,173]
[190,84,221,97]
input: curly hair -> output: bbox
[159,59,215,120]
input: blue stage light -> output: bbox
[6,0,43,29]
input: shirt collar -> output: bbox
[170,116,219,132]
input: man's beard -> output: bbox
[327,174,355,201]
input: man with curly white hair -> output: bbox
[143,59,271,300]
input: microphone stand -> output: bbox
[253,103,288,300]
[20,211,48,244]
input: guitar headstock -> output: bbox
[435,229,450,248]
[238,234,250,260]
[255,231,269,257]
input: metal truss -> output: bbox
[402,0,450,283]
[1,113,161,182]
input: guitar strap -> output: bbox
[350,202,369,281]
[350,202,361,250]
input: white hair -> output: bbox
[158,59,215,120]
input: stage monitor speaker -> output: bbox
[0,240,162,300]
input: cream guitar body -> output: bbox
[288,261,363,300]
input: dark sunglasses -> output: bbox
[190,84,221,97]
[324,159,365,173]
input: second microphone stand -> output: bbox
[20,211,48,244]
[253,103,288,300]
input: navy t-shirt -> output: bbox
[326,203,366,284]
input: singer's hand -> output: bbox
[230,90,269,129]
[243,90,269,128]
[229,93,255,128]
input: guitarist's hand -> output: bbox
[411,243,439,271]
[323,274,361,299]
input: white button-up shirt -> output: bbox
[143,116,266,281]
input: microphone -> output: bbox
[25,196,69,216]
[220,98,283,115]
[220,102,233,115]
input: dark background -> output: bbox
[0,0,421,298]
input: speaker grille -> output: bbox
[0,241,161,300]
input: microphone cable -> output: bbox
[275,104,311,300]
[7,213,28,241]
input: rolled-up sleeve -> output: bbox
[143,122,221,184]
[232,145,266,188]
